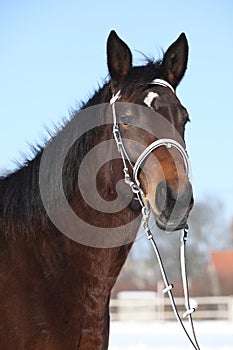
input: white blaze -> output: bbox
[144,92,159,109]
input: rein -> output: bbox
[110,79,201,350]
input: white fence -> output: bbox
[110,294,233,321]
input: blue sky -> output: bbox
[1,0,233,220]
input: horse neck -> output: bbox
[0,84,112,237]
[0,81,137,255]
[0,83,138,348]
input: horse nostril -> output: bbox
[155,182,167,212]
[184,182,194,210]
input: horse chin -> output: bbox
[155,215,187,232]
[146,201,186,232]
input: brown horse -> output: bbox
[0,31,193,349]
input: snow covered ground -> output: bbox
[109,321,233,349]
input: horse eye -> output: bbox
[120,115,133,126]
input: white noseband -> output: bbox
[133,138,190,186]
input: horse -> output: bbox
[0,31,193,349]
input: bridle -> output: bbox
[110,79,201,350]
[111,79,191,202]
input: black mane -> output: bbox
[0,60,162,238]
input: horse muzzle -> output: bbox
[155,181,194,231]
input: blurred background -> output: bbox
[1,1,233,349]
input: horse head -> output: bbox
[107,31,193,231]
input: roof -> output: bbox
[211,250,233,275]
[211,250,233,294]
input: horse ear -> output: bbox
[161,33,189,89]
[107,30,132,90]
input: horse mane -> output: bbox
[0,59,162,239]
